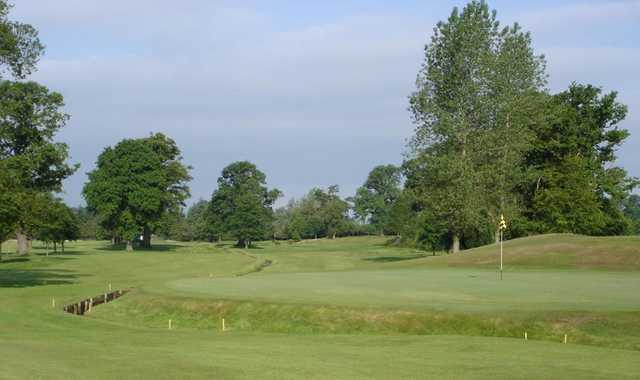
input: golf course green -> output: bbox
[1,234,639,379]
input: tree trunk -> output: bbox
[62,241,65,253]
[126,240,133,252]
[332,232,336,239]
[54,241,57,253]
[16,231,29,255]
[143,226,152,249]
[0,241,3,260]
[244,240,249,249]
[452,234,460,254]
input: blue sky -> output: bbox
[12,0,640,206]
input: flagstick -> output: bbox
[500,229,503,280]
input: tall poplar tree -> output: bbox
[408,1,545,252]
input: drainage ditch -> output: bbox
[63,289,129,315]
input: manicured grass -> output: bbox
[1,235,640,378]
[169,268,640,312]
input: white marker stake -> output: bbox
[222,318,226,332]
[564,334,567,344]
[52,297,55,308]
[524,332,528,341]
[169,319,172,330]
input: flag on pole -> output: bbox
[499,214,507,231]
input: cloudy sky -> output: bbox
[12,0,640,207]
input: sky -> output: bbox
[11,0,640,207]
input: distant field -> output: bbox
[1,235,640,379]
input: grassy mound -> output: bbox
[405,234,640,270]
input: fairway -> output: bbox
[2,235,640,379]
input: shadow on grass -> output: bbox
[0,257,29,264]
[363,254,429,263]
[32,250,86,257]
[0,268,78,288]
[95,243,186,252]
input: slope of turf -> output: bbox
[413,233,640,270]
[1,235,640,379]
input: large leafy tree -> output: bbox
[0,1,44,80]
[83,134,191,251]
[185,200,218,242]
[622,195,640,235]
[0,3,72,255]
[279,186,350,240]
[408,1,545,252]
[0,160,16,257]
[522,84,636,235]
[353,165,402,234]
[210,161,281,248]
[0,81,77,254]
[316,185,349,239]
[72,207,101,240]
[35,195,79,254]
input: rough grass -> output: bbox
[91,291,640,351]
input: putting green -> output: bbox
[170,268,640,312]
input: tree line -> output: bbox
[1,1,638,255]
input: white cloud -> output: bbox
[9,1,640,204]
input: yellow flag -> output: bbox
[499,214,507,231]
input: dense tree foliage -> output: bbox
[622,195,640,235]
[408,0,546,252]
[71,207,102,240]
[273,186,363,241]
[83,133,191,251]
[399,1,636,252]
[185,200,217,242]
[0,3,76,255]
[35,195,80,253]
[521,84,635,235]
[0,1,44,79]
[352,165,402,235]
[0,81,77,254]
[209,161,281,248]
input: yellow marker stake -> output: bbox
[564,334,567,344]
[51,297,55,308]
[222,318,226,332]
[169,319,172,330]
[524,332,528,341]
